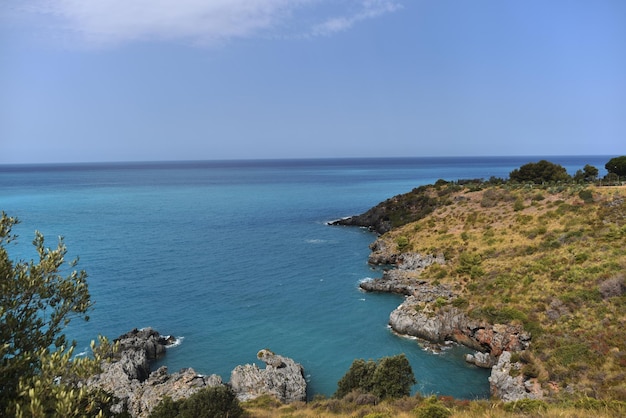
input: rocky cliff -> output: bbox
[230,349,307,403]
[87,328,306,417]
[360,237,539,401]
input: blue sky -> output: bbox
[1,0,624,164]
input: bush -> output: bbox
[414,402,451,418]
[336,355,416,400]
[149,386,244,418]
[396,235,410,251]
[578,189,594,203]
[502,398,548,413]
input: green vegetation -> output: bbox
[508,160,571,184]
[335,354,416,400]
[149,386,244,418]
[379,171,626,401]
[0,212,116,417]
[243,393,626,417]
[605,155,626,178]
[4,157,626,417]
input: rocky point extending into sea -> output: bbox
[86,328,306,418]
[354,233,542,401]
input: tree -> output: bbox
[508,160,570,184]
[573,164,599,182]
[370,354,417,399]
[0,212,112,416]
[335,358,377,398]
[605,156,626,178]
[335,354,416,400]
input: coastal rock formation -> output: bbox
[389,297,473,345]
[388,295,531,363]
[361,248,537,400]
[87,328,223,417]
[489,351,543,401]
[87,330,306,417]
[113,328,172,381]
[230,349,307,403]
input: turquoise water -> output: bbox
[0,156,610,398]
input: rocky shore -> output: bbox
[360,236,542,401]
[86,328,306,418]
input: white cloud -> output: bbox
[312,0,403,36]
[12,0,402,47]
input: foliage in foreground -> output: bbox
[149,385,244,418]
[242,393,626,418]
[0,212,115,416]
[335,354,416,400]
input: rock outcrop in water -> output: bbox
[86,329,306,417]
[230,349,307,403]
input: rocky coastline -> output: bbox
[359,235,542,401]
[86,328,306,418]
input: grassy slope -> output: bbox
[382,182,626,400]
[243,182,626,417]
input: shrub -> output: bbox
[336,355,416,400]
[149,386,244,418]
[599,275,626,299]
[502,398,548,413]
[456,252,484,278]
[396,235,410,251]
[451,297,469,309]
[414,402,451,418]
[578,189,594,203]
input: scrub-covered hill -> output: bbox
[365,180,626,400]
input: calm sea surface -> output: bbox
[0,156,610,398]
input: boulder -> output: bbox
[116,327,169,361]
[465,351,495,368]
[230,349,307,403]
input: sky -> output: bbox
[0,0,624,164]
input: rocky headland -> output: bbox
[86,328,306,418]
[359,236,538,400]
[335,182,626,402]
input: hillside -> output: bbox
[365,181,626,401]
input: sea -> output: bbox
[0,156,611,399]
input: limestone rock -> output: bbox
[389,297,471,344]
[489,351,543,401]
[87,329,223,418]
[116,327,169,361]
[132,367,223,418]
[465,351,495,368]
[230,350,307,403]
[388,296,531,364]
